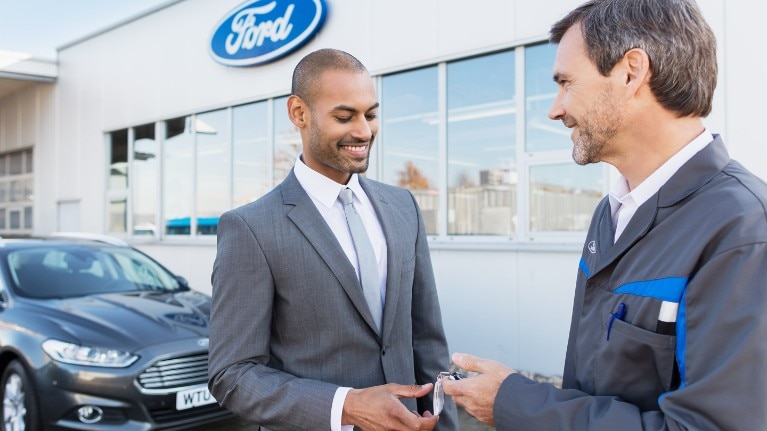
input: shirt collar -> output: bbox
[294,154,363,208]
[609,129,713,213]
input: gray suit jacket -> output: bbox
[208,170,458,431]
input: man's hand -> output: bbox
[441,352,515,426]
[342,383,439,431]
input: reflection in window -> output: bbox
[132,124,157,236]
[0,149,34,235]
[9,210,19,230]
[382,67,439,234]
[109,130,128,190]
[109,199,127,233]
[9,152,22,176]
[195,109,229,235]
[447,51,517,235]
[526,44,570,152]
[163,117,193,236]
[233,102,270,207]
[529,164,603,231]
[273,96,300,184]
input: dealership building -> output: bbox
[0,0,762,375]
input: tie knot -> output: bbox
[339,188,354,206]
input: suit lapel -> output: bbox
[282,171,381,336]
[360,178,401,342]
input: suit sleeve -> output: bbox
[492,243,767,430]
[208,209,338,431]
[406,192,460,431]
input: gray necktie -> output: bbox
[339,187,382,332]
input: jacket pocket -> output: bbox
[595,317,677,411]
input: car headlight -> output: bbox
[42,339,139,368]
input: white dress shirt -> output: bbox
[293,156,388,431]
[609,129,713,242]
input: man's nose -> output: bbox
[548,91,564,121]
[351,117,373,141]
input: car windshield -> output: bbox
[7,244,183,299]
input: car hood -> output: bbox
[21,290,212,351]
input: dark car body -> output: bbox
[0,236,232,430]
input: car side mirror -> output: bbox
[175,275,190,289]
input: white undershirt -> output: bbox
[293,156,388,431]
[609,129,713,242]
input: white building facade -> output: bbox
[0,0,764,375]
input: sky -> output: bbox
[0,0,173,59]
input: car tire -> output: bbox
[1,360,41,431]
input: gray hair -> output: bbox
[550,0,717,117]
[291,48,368,104]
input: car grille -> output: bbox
[149,403,231,425]
[137,352,209,392]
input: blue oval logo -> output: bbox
[209,0,327,67]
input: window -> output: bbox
[162,117,194,236]
[233,101,271,207]
[132,124,157,236]
[0,149,34,235]
[195,109,229,235]
[447,51,516,235]
[381,67,440,234]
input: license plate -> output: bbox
[176,385,217,410]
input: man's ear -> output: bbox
[287,95,308,128]
[622,48,651,97]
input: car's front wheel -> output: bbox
[1,360,40,431]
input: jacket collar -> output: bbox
[588,135,730,278]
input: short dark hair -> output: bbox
[291,48,368,104]
[550,0,717,117]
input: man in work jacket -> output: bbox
[442,0,767,429]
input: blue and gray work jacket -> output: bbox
[493,136,767,430]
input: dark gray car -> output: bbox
[0,236,232,430]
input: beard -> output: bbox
[567,86,623,165]
[307,120,372,175]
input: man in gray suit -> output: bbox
[208,48,458,431]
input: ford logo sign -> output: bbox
[209,0,327,67]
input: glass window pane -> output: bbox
[273,96,300,184]
[233,101,270,208]
[23,207,32,229]
[382,67,439,234]
[529,163,603,231]
[9,210,20,230]
[195,109,229,236]
[109,130,129,190]
[24,150,32,173]
[0,209,5,229]
[447,51,517,235]
[0,155,6,177]
[132,124,157,236]
[525,44,570,152]
[0,183,6,203]
[163,117,193,236]
[108,199,127,234]
[8,152,22,176]
[10,181,22,202]
[23,178,32,202]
